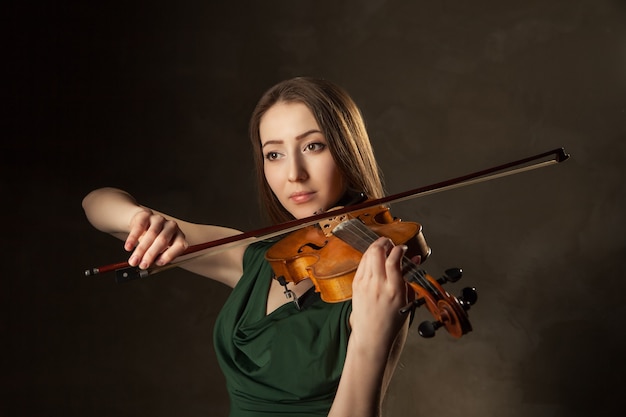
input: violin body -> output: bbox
[266,205,476,338]
[266,205,431,303]
[266,224,359,300]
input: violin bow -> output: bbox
[84,147,570,282]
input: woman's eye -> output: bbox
[265,151,280,161]
[305,142,326,152]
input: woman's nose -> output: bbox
[288,156,308,182]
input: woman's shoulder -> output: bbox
[243,239,277,266]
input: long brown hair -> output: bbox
[249,77,384,224]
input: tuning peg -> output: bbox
[436,267,463,284]
[399,297,426,315]
[458,287,478,310]
[418,320,443,338]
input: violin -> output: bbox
[85,148,570,339]
[265,204,474,338]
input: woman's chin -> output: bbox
[288,204,321,220]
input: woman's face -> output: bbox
[260,101,347,220]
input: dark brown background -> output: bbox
[3,0,625,416]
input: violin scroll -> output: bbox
[407,268,478,338]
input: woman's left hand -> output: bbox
[349,237,410,358]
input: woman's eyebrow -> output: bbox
[261,139,282,149]
[295,129,322,140]
[261,129,323,148]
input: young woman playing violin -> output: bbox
[82,77,415,417]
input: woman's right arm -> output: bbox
[82,187,246,287]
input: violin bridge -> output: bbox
[318,211,352,237]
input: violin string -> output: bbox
[333,219,440,295]
[347,220,439,295]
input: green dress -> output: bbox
[214,240,353,417]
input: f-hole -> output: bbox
[297,241,328,253]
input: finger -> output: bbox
[130,218,167,268]
[125,212,152,252]
[139,222,182,269]
[410,254,422,265]
[155,229,188,266]
[370,236,395,261]
[385,244,408,290]
[378,236,395,256]
[385,244,407,268]
[140,219,189,269]
[355,237,393,283]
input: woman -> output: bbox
[82,77,413,417]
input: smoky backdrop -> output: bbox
[3,1,625,416]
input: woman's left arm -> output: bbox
[328,238,412,417]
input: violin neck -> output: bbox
[332,219,377,253]
[332,219,434,290]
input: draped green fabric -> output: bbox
[214,240,352,416]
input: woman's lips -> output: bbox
[289,191,315,204]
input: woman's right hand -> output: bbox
[125,209,189,270]
[82,187,190,270]
[83,187,246,286]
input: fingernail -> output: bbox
[129,255,138,266]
